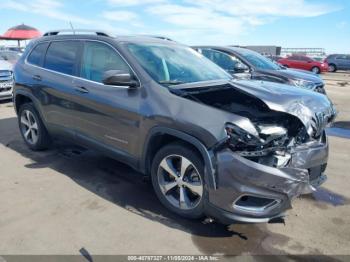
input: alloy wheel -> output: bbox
[20,110,39,145]
[312,67,320,74]
[157,154,203,210]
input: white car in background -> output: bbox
[0,59,14,101]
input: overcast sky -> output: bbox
[0,0,349,53]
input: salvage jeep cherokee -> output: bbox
[13,30,336,224]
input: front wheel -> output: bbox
[311,66,321,74]
[151,143,206,219]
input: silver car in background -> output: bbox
[0,59,14,101]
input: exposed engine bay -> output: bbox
[170,82,336,169]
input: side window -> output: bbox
[290,56,299,61]
[44,41,80,75]
[299,56,309,61]
[27,42,48,66]
[336,55,347,60]
[201,49,238,71]
[80,41,130,83]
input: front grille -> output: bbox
[0,70,12,80]
[0,86,12,92]
[0,70,13,92]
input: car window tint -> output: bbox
[336,55,347,60]
[27,42,48,66]
[288,56,298,60]
[80,41,130,83]
[44,41,80,75]
[201,49,238,71]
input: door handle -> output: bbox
[32,75,41,81]
[74,86,89,93]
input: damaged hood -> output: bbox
[229,79,336,137]
[260,68,322,83]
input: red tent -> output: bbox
[0,24,41,47]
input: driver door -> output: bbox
[71,40,141,160]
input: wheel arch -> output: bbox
[14,91,47,128]
[141,127,217,189]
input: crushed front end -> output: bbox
[207,132,329,224]
[206,107,335,224]
[170,81,337,223]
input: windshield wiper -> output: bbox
[159,80,184,86]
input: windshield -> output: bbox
[240,51,281,70]
[127,43,231,85]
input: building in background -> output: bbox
[231,45,282,56]
[245,45,282,56]
[281,48,326,58]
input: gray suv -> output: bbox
[325,54,350,72]
[13,30,336,224]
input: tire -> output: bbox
[328,64,337,72]
[311,66,321,74]
[18,103,51,151]
[151,142,206,219]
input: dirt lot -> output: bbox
[0,72,350,257]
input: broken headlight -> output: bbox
[225,123,264,147]
[289,79,316,90]
[225,123,288,148]
[225,123,292,167]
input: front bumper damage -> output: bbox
[205,133,328,224]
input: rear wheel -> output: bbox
[328,64,337,72]
[151,143,206,219]
[311,66,321,74]
[18,103,51,151]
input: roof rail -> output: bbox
[43,29,114,37]
[145,35,174,41]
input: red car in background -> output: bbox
[278,55,328,74]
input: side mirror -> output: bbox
[233,62,249,73]
[102,70,138,88]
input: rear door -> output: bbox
[346,55,350,70]
[40,40,82,136]
[71,40,141,162]
[336,55,350,70]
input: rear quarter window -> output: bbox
[44,41,80,75]
[27,42,49,66]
